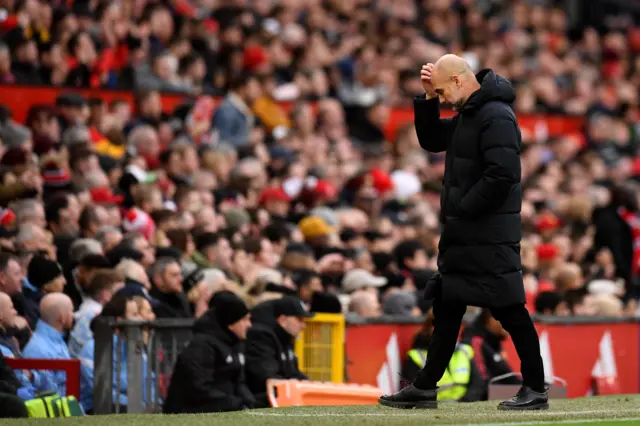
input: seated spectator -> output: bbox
[245,296,312,408]
[383,291,422,317]
[149,257,191,318]
[69,270,125,357]
[348,291,382,318]
[393,240,430,276]
[65,253,112,311]
[191,232,233,275]
[0,292,53,401]
[535,292,570,316]
[461,310,521,398]
[0,253,37,330]
[341,268,387,294]
[22,293,74,396]
[591,294,624,317]
[401,306,484,402]
[310,292,343,314]
[78,295,148,414]
[24,255,67,308]
[115,259,153,299]
[212,72,262,147]
[291,269,323,306]
[164,291,254,414]
[564,289,598,316]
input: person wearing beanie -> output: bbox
[163,291,254,414]
[25,255,66,306]
[245,295,314,408]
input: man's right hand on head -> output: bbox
[421,64,437,99]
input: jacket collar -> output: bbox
[274,323,294,348]
[75,298,102,319]
[22,278,38,292]
[35,320,66,344]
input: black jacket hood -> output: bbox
[461,69,515,113]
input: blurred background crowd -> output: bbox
[0,0,638,412]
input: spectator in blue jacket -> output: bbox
[69,270,124,358]
[22,293,74,396]
[211,72,262,147]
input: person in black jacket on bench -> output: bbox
[245,296,313,407]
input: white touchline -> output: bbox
[246,408,640,423]
[469,418,640,426]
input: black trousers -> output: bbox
[414,296,545,393]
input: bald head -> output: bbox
[430,54,480,110]
[40,293,74,331]
[433,54,473,77]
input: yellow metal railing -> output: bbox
[294,313,345,383]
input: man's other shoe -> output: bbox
[378,385,437,409]
[498,386,549,411]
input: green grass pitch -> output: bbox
[6,395,640,425]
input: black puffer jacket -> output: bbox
[163,311,254,413]
[244,301,307,408]
[414,69,525,308]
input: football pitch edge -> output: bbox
[5,395,640,426]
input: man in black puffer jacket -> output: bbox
[379,55,546,411]
[245,296,313,408]
[163,291,254,413]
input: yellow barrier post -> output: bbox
[294,313,345,383]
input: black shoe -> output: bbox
[378,385,437,409]
[498,386,549,411]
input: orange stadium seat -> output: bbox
[266,379,382,407]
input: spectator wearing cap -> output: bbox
[291,269,323,306]
[298,216,335,257]
[212,71,263,147]
[23,293,74,397]
[259,187,290,219]
[348,291,382,318]
[192,232,233,276]
[245,296,313,408]
[69,270,125,357]
[149,257,191,318]
[122,208,156,243]
[24,255,66,308]
[341,268,387,295]
[182,268,212,318]
[164,291,254,414]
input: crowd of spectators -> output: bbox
[0,0,638,416]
